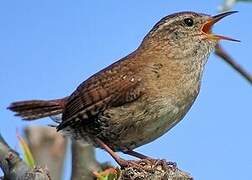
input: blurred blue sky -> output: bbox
[0,0,252,179]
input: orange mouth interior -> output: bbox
[201,11,240,42]
[201,20,213,34]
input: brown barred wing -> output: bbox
[57,70,143,131]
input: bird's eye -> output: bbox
[184,18,194,27]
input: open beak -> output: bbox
[201,11,240,42]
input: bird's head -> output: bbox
[142,11,239,60]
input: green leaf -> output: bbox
[17,132,35,168]
[95,168,119,180]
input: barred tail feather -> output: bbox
[8,97,68,120]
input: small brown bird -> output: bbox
[8,11,239,166]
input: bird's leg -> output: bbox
[123,150,150,159]
[95,138,138,168]
[95,138,176,172]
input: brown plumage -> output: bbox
[59,51,144,131]
[8,11,238,158]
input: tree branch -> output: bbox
[215,44,252,85]
[117,159,192,180]
[217,1,252,85]
[0,133,51,180]
[71,141,101,180]
[24,126,67,180]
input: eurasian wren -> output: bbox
[8,11,239,164]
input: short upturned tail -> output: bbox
[8,97,68,120]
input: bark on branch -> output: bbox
[0,133,51,180]
[117,159,193,180]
